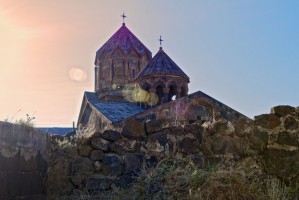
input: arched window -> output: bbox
[156,85,164,105]
[168,85,177,101]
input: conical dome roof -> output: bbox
[136,48,189,81]
[95,23,152,65]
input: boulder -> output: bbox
[91,138,110,151]
[284,116,298,130]
[253,130,269,144]
[121,118,145,139]
[233,118,254,137]
[263,147,299,182]
[146,132,168,153]
[271,105,295,117]
[145,119,169,133]
[169,125,185,136]
[102,154,123,176]
[90,150,104,161]
[123,153,144,175]
[102,130,122,142]
[184,124,203,140]
[211,136,232,154]
[86,174,114,191]
[249,135,267,154]
[210,120,234,136]
[277,131,299,146]
[178,137,200,154]
[248,130,268,154]
[110,138,140,154]
[78,145,92,157]
[254,114,281,129]
[70,157,94,186]
[46,158,74,195]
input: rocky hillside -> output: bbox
[46,105,299,200]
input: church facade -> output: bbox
[78,21,247,132]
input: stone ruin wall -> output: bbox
[0,105,298,199]
[0,122,51,200]
[46,105,299,199]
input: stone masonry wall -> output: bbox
[46,105,299,199]
[0,122,51,200]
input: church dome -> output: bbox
[94,23,152,65]
[136,47,189,82]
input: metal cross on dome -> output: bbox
[121,12,127,23]
[158,36,163,47]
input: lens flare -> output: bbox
[68,67,87,82]
[122,84,159,106]
[147,93,159,106]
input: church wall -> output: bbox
[95,50,151,93]
[82,108,114,133]
[133,91,248,125]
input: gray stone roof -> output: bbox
[137,48,189,81]
[85,92,144,123]
[95,23,152,65]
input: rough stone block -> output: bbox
[79,145,93,157]
[121,118,145,139]
[263,147,299,182]
[71,157,94,186]
[123,153,144,175]
[277,131,298,146]
[102,130,122,142]
[90,150,104,161]
[253,130,269,144]
[179,137,200,153]
[284,116,298,130]
[146,132,168,153]
[110,138,137,154]
[271,105,295,117]
[91,138,110,151]
[233,118,254,137]
[102,154,123,176]
[45,158,73,196]
[254,114,281,129]
[145,119,164,133]
[86,174,114,191]
[169,125,184,136]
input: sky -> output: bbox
[0,0,298,127]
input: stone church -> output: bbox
[78,20,247,132]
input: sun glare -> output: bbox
[0,9,40,86]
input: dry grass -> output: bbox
[98,157,294,200]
